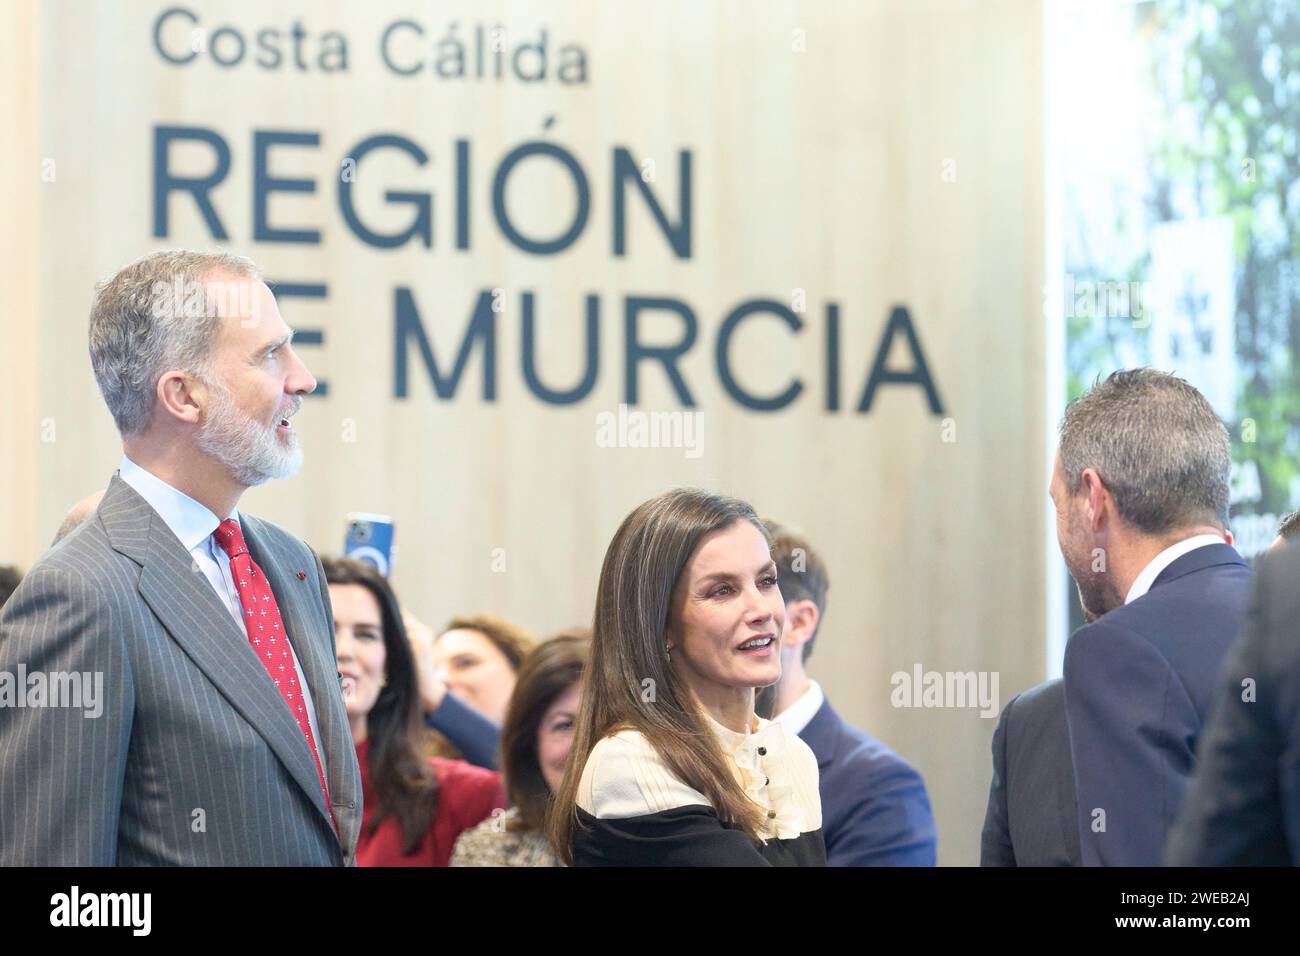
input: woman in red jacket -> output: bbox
[324,556,506,866]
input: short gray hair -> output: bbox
[88,250,262,435]
[1059,368,1230,534]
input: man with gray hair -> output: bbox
[1050,368,1250,866]
[0,250,362,865]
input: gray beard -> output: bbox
[196,379,302,487]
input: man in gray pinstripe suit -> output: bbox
[0,250,361,865]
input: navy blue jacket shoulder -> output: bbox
[1063,542,1250,866]
[799,696,937,866]
[1167,543,1300,865]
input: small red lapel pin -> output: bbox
[297,571,307,580]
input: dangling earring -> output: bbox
[664,644,672,663]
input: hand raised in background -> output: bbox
[404,609,447,716]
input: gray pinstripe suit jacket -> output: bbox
[0,474,362,865]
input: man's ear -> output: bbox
[156,370,203,426]
[1080,467,1110,533]
[783,599,820,650]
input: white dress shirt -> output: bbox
[118,456,326,772]
[1124,533,1228,605]
[772,679,825,737]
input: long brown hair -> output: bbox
[323,556,439,855]
[500,631,590,832]
[545,488,771,864]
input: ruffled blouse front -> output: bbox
[573,711,825,866]
[704,713,818,842]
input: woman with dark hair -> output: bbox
[546,489,826,866]
[324,556,506,866]
[451,631,589,867]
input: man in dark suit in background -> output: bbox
[1051,368,1250,866]
[757,521,937,866]
[980,582,1099,866]
[981,679,1078,866]
[1166,541,1300,865]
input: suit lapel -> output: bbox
[799,698,838,770]
[242,516,358,825]
[102,476,335,833]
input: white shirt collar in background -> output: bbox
[1125,534,1226,605]
[773,678,824,736]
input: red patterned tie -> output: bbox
[214,518,334,831]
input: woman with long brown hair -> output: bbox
[324,556,506,866]
[546,489,825,866]
[451,631,589,866]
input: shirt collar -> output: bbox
[702,710,766,751]
[1124,534,1225,605]
[702,709,798,770]
[118,455,240,552]
[772,679,824,736]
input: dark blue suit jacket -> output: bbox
[426,692,500,770]
[1063,542,1250,866]
[981,678,1080,866]
[1167,542,1300,865]
[799,696,937,866]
